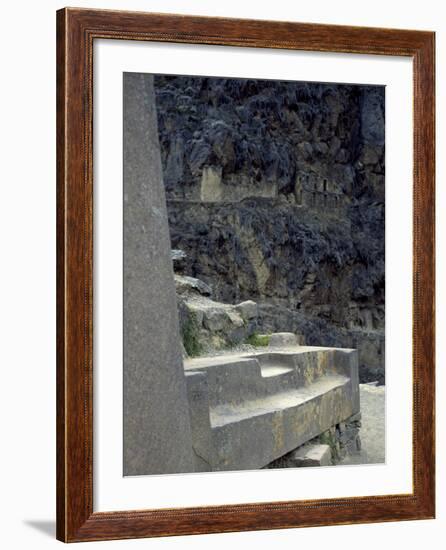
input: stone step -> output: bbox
[260,364,294,378]
[184,346,359,471]
[210,374,349,427]
[291,443,332,467]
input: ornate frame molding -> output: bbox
[56,8,435,542]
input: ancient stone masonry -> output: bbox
[171,256,363,471]
[155,76,385,383]
[184,345,360,471]
[294,172,349,215]
[122,74,369,476]
[266,412,362,468]
[197,168,348,214]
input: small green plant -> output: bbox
[181,312,203,357]
[246,333,270,347]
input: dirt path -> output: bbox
[341,384,385,465]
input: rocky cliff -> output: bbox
[154,75,385,383]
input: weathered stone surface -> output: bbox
[201,165,223,201]
[348,412,362,424]
[175,274,212,296]
[235,300,258,320]
[266,408,363,469]
[269,332,299,347]
[291,444,332,467]
[177,291,258,352]
[226,309,244,327]
[203,308,229,331]
[123,73,195,475]
[184,346,359,471]
[171,249,187,262]
[154,76,385,383]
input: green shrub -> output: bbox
[181,312,203,357]
[246,333,270,347]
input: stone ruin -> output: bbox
[294,172,348,213]
[185,344,360,471]
[123,73,362,476]
[172,164,349,217]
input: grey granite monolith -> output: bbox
[123,72,195,476]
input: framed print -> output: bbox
[56,8,435,542]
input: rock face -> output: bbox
[154,76,385,383]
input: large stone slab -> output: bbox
[184,346,360,471]
[291,443,332,467]
[123,73,195,476]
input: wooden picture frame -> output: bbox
[56,7,435,542]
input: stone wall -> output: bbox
[265,412,362,468]
[294,172,348,214]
